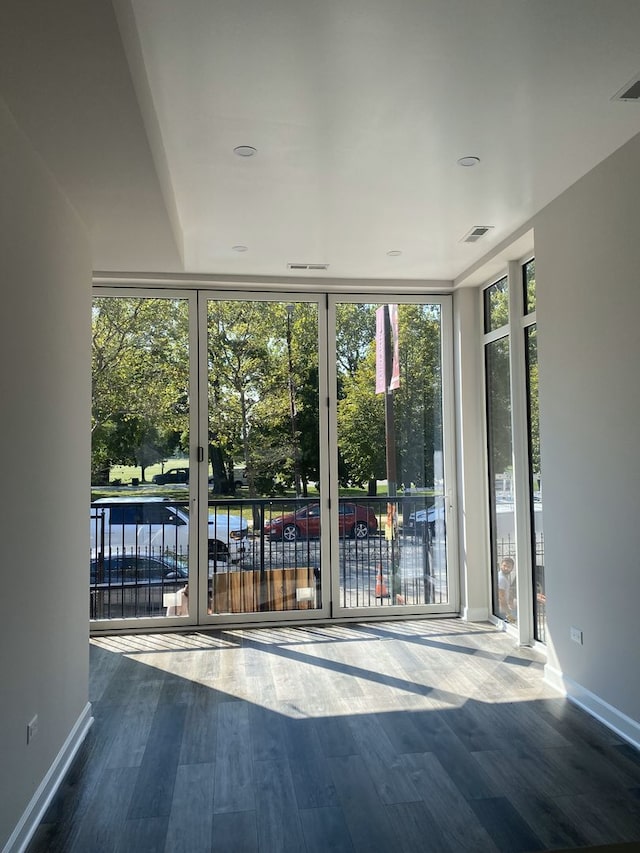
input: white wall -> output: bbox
[534,131,640,732]
[0,100,92,850]
[454,287,491,621]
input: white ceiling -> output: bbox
[2,0,640,282]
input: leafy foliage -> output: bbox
[92,295,445,495]
[336,303,443,490]
[91,298,189,481]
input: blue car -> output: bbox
[90,553,188,617]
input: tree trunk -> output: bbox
[209,441,226,494]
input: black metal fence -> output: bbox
[90,495,450,620]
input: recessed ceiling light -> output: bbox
[457,156,480,167]
[386,250,402,257]
[233,145,257,157]
[232,245,248,252]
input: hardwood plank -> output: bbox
[398,752,499,852]
[376,706,446,755]
[248,702,288,762]
[164,763,215,853]
[33,717,115,847]
[327,754,398,852]
[253,758,306,852]
[345,709,423,804]
[504,788,592,850]
[392,709,499,801]
[441,701,509,753]
[211,811,258,853]
[104,696,160,770]
[127,702,187,819]
[178,684,218,765]
[467,796,545,853]
[89,643,126,702]
[535,696,626,747]
[116,816,169,853]
[281,715,340,808]
[299,806,355,853]
[471,743,604,800]
[312,710,360,757]
[68,767,138,853]
[213,701,255,814]
[385,801,451,853]
[542,743,640,795]
[554,790,640,846]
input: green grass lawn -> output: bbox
[93,459,407,504]
[107,457,188,484]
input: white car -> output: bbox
[90,497,248,562]
[406,503,446,540]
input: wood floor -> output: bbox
[28,619,640,852]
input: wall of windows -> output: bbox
[90,289,456,628]
[482,257,544,643]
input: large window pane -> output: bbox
[335,302,448,608]
[486,335,517,624]
[90,296,191,620]
[206,299,322,615]
[484,276,509,333]
[523,259,536,315]
[526,324,545,641]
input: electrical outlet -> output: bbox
[570,626,583,645]
[27,714,38,744]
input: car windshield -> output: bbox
[167,502,247,532]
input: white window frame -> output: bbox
[328,293,458,619]
[481,255,538,645]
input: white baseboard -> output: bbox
[462,606,490,622]
[3,702,93,853]
[544,665,640,750]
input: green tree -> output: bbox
[394,304,442,488]
[91,297,189,481]
[336,303,444,493]
[336,303,376,377]
[207,300,273,495]
[337,346,386,487]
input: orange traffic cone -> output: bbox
[376,564,390,598]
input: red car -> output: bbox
[264,503,378,541]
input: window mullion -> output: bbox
[508,260,534,644]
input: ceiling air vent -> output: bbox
[287,263,329,271]
[612,73,640,102]
[461,225,494,244]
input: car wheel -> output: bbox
[352,521,369,539]
[282,523,299,542]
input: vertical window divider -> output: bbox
[508,260,535,645]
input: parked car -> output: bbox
[264,502,378,541]
[90,497,248,562]
[406,502,446,541]
[90,553,188,617]
[152,466,189,485]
